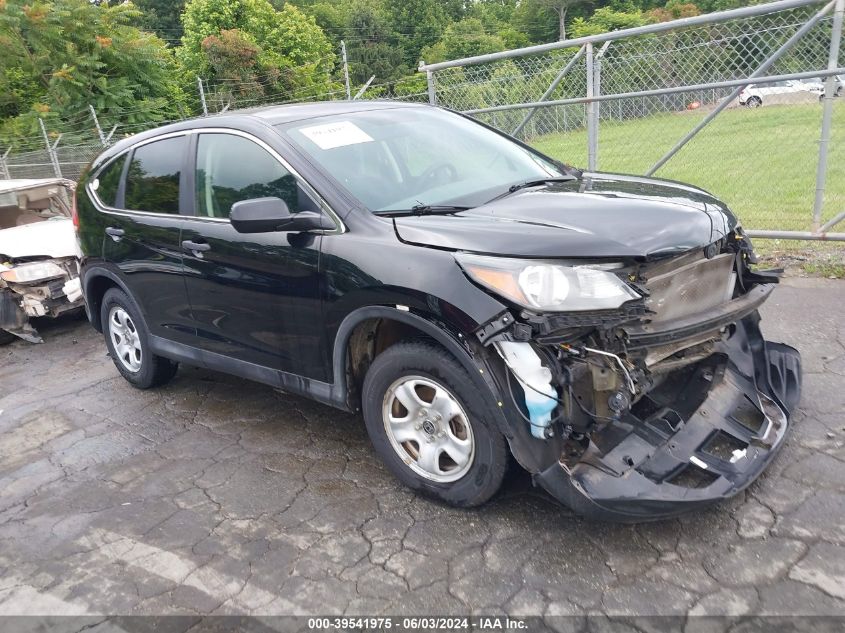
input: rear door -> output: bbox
[180,131,328,379]
[100,134,195,343]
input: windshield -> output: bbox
[279,107,565,212]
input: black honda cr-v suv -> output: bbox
[76,101,801,521]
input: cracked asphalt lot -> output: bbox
[1,277,844,619]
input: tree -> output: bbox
[569,7,649,38]
[384,0,450,67]
[421,18,506,64]
[132,0,186,44]
[512,0,560,44]
[289,1,351,43]
[648,0,701,21]
[179,0,336,104]
[345,1,409,84]
[531,0,592,41]
[0,0,185,144]
[468,0,530,50]
[202,29,266,103]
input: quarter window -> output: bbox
[95,154,126,207]
[195,134,305,218]
[124,136,185,213]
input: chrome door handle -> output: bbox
[105,227,124,242]
[182,240,211,257]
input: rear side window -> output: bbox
[125,136,185,213]
[94,154,126,207]
[195,133,305,218]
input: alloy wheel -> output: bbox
[109,306,142,372]
[381,375,475,483]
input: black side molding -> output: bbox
[148,335,340,410]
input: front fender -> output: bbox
[330,305,563,473]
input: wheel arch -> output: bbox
[82,266,133,332]
[330,306,562,474]
[330,306,482,413]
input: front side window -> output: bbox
[124,136,185,213]
[280,107,563,212]
[94,153,127,207]
[195,134,303,218]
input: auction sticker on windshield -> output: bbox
[300,120,374,150]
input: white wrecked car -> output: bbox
[0,178,83,344]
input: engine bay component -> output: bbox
[494,341,559,439]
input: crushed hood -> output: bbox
[0,218,81,260]
[393,173,737,260]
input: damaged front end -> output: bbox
[1,258,83,342]
[462,232,801,521]
[0,178,83,344]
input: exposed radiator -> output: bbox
[643,252,736,324]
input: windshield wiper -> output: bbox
[487,176,577,203]
[377,204,472,217]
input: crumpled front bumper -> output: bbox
[534,316,801,522]
[0,276,83,343]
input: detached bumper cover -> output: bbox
[534,317,801,522]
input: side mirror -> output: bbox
[230,197,334,234]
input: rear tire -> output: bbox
[0,329,16,346]
[361,341,508,507]
[100,287,178,389]
[746,96,762,108]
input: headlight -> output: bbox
[0,261,66,284]
[456,253,640,311]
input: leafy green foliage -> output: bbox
[0,0,185,145]
[422,18,506,64]
[179,0,335,104]
[384,0,450,66]
[570,7,649,37]
[345,1,410,84]
[132,0,186,44]
[0,0,773,148]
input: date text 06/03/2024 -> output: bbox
[306,617,528,630]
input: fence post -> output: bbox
[89,104,107,147]
[341,40,351,100]
[585,43,598,171]
[353,75,375,100]
[593,41,611,169]
[425,68,437,105]
[813,0,844,232]
[197,77,208,116]
[0,148,10,180]
[89,104,118,148]
[39,118,63,180]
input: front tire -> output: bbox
[100,287,178,389]
[361,341,508,507]
[0,329,16,346]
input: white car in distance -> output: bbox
[738,79,824,108]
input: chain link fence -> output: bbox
[0,71,429,185]
[1,0,842,240]
[422,0,845,239]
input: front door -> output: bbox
[180,132,328,380]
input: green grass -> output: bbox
[802,258,845,278]
[529,102,845,234]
